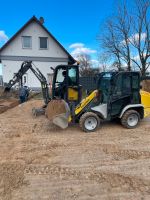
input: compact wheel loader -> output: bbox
[46,64,150,132]
[4,61,150,132]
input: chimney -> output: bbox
[39,17,44,24]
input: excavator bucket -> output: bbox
[141,90,150,117]
[45,99,70,129]
[4,87,11,92]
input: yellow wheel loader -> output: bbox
[46,65,150,132]
[4,61,150,132]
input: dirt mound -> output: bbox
[0,87,40,114]
[0,87,19,99]
[0,98,19,114]
[142,80,150,92]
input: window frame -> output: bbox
[22,36,32,49]
[39,37,48,50]
[68,67,78,85]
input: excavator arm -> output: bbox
[5,61,50,105]
[5,61,32,91]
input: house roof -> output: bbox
[0,16,76,64]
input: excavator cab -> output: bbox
[52,65,81,105]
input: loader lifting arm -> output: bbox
[5,61,50,105]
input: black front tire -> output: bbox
[121,110,140,129]
[79,112,100,132]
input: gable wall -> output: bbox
[0,20,72,87]
[1,21,68,58]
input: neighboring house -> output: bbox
[0,16,75,88]
[0,75,3,86]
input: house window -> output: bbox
[22,36,32,48]
[24,76,27,84]
[39,37,48,49]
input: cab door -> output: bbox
[67,66,81,104]
[52,65,81,104]
[110,73,132,118]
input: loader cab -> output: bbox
[80,71,144,132]
[96,71,141,119]
[52,65,81,104]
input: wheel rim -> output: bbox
[127,114,139,127]
[84,117,98,131]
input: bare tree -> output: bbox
[77,54,100,76]
[99,4,132,71]
[129,0,150,75]
[98,52,111,71]
[111,61,125,71]
[99,0,150,76]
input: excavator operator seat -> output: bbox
[52,65,81,104]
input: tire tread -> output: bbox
[121,109,140,129]
[79,112,100,132]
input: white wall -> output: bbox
[1,21,68,58]
[1,20,72,87]
[2,60,67,88]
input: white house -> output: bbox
[0,16,75,88]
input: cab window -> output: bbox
[56,69,64,83]
[122,75,131,94]
[68,67,77,85]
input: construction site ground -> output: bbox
[0,99,150,200]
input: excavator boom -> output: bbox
[4,61,50,105]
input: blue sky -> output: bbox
[0,0,115,74]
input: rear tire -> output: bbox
[121,110,140,129]
[79,112,100,132]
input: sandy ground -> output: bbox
[0,100,150,200]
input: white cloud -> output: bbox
[69,43,84,49]
[130,33,147,42]
[132,52,147,61]
[91,59,99,64]
[132,54,140,61]
[0,30,8,42]
[69,42,97,57]
[90,59,100,68]
[121,33,147,46]
[122,33,147,45]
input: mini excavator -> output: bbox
[4,61,50,105]
[4,61,150,132]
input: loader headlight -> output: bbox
[95,90,100,97]
[93,90,100,103]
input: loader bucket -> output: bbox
[141,90,150,117]
[45,99,70,129]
